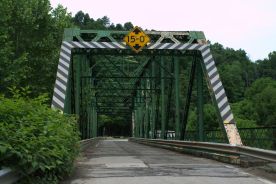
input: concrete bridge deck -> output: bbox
[62,139,275,184]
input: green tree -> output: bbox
[245,78,276,126]
[0,1,72,98]
[257,51,276,79]
[254,86,276,126]
[124,22,134,30]
[218,61,244,102]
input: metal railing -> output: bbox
[129,138,276,163]
[156,127,276,150]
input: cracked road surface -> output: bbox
[61,139,275,184]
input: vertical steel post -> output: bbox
[90,106,93,138]
[181,58,196,140]
[151,61,156,138]
[145,72,150,138]
[92,106,97,137]
[132,111,135,137]
[64,76,71,114]
[135,108,139,137]
[161,57,166,139]
[74,55,83,138]
[63,28,79,114]
[85,58,90,139]
[138,90,143,137]
[174,57,181,140]
[196,56,204,141]
[75,56,81,115]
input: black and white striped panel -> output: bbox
[51,41,126,111]
[147,43,202,50]
[52,41,73,110]
[69,41,126,49]
[198,45,235,124]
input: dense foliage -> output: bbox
[0,95,79,183]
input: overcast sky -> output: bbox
[50,0,276,61]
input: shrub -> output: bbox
[0,95,80,183]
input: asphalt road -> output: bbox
[62,139,275,184]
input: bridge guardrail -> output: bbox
[129,138,276,163]
[0,168,21,184]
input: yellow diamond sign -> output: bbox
[124,26,150,53]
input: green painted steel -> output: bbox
[54,28,243,145]
[144,72,150,138]
[75,55,81,138]
[174,57,180,140]
[181,58,196,140]
[160,57,166,139]
[151,61,156,139]
[196,57,204,141]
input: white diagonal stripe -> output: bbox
[58,65,68,75]
[93,42,105,48]
[59,58,70,68]
[53,96,64,108]
[169,43,180,49]
[54,87,65,99]
[213,81,222,92]
[218,97,228,108]
[60,52,71,61]
[206,60,215,70]
[208,67,217,77]
[114,42,126,49]
[199,45,208,51]
[178,43,189,50]
[224,113,234,123]
[148,43,158,49]
[210,75,219,85]
[188,44,199,50]
[57,72,68,83]
[61,45,71,55]
[159,43,171,49]
[82,42,95,48]
[102,42,115,48]
[72,42,85,48]
[63,41,73,48]
[56,80,66,91]
[204,55,213,64]
[202,48,211,57]
[215,88,225,99]
[220,105,231,117]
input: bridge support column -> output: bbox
[92,106,97,137]
[161,57,166,139]
[196,57,204,141]
[138,89,144,138]
[151,61,156,139]
[174,57,180,140]
[144,72,150,138]
[132,111,135,137]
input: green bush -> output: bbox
[0,95,80,183]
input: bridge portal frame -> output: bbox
[51,28,242,145]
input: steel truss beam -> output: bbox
[51,28,242,145]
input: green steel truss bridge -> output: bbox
[51,28,242,145]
